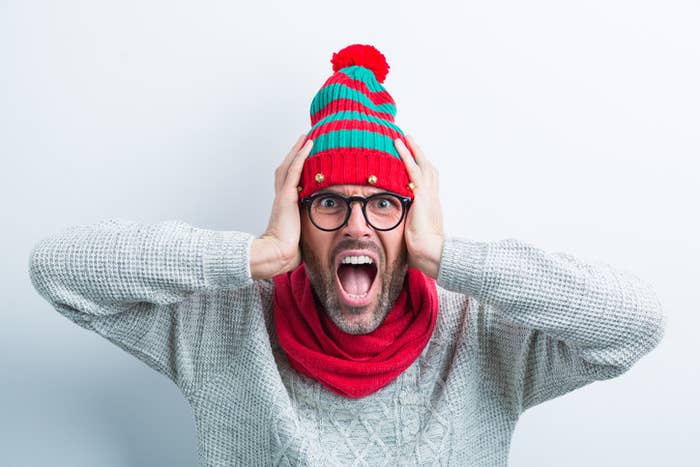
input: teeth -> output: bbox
[347,292,368,299]
[341,255,374,265]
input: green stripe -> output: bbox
[309,129,400,159]
[310,82,396,116]
[337,66,386,93]
[311,111,404,136]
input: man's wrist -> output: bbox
[250,236,297,280]
[250,237,278,280]
[411,236,444,279]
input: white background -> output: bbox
[3,0,697,465]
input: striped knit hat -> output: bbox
[298,44,413,199]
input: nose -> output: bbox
[342,201,372,238]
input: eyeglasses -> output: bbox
[300,191,412,232]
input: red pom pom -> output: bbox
[331,44,390,83]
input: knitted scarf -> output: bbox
[273,264,438,398]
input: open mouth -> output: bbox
[335,251,379,307]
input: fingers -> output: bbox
[278,134,307,174]
[395,137,420,181]
[394,138,419,173]
[275,134,310,193]
[394,135,439,191]
[405,134,428,167]
[281,139,313,195]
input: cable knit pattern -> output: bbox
[28,219,666,466]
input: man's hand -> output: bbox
[250,135,313,280]
[394,135,444,279]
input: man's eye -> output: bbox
[319,197,337,208]
[372,197,396,210]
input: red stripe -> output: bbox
[317,72,396,108]
[321,73,395,106]
[309,147,398,160]
[308,118,403,141]
[311,98,395,125]
[298,150,413,200]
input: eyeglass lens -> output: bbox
[309,194,404,230]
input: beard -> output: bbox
[301,238,407,335]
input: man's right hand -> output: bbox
[250,134,313,280]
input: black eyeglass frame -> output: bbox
[300,191,413,232]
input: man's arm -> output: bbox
[393,136,666,413]
[28,217,256,397]
[249,135,313,280]
[28,135,314,398]
[438,236,666,413]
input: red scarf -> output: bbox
[273,264,438,398]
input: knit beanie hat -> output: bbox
[298,44,413,199]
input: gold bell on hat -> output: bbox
[367,174,378,184]
[315,173,325,183]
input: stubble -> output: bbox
[301,239,407,335]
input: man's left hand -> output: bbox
[394,135,444,279]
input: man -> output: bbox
[29,44,666,466]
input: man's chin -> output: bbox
[330,312,382,335]
[328,296,388,335]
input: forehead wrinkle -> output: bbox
[312,184,384,197]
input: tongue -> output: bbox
[338,265,373,295]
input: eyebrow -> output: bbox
[314,189,386,197]
[315,189,343,195]
[304,190,410,204]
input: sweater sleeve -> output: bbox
[436,236,667,415]
[28,218,257,397]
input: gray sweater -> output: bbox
[28,218,666,466]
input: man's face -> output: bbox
[300,184,408,335]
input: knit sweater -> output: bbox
[28,218,666,466]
